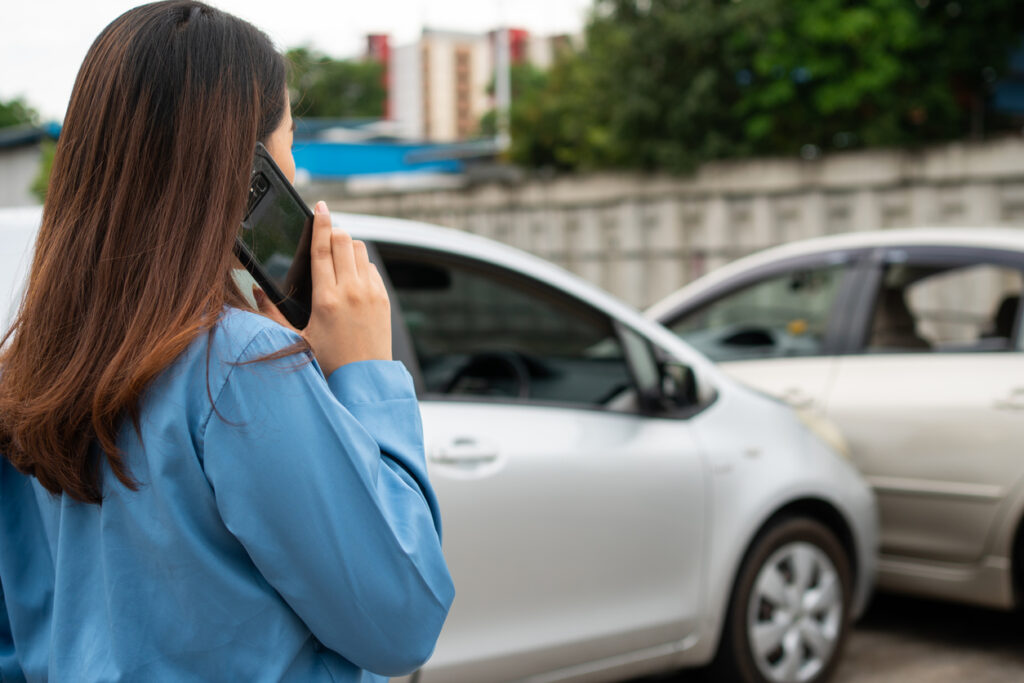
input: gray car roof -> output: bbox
[646,226,1024,320]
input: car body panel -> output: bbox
[416,401,706,682]
[650,227,1024,609]
[827,353,1024,564]
[714,356,840,414]
[677,386,878,666]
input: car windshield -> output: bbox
[669,266,844,362]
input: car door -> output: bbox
[374,244,707,683]
[825,246,1024,564]
[659,252,861,414]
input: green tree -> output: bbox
[583,0,782,169]
[505,53,618,169]
[736,0,1024,153]
[506,0,784,171]
[0,97,39,128]
[479,63,549,137]
[509,0,1024,171]
[30,139,56,204]
[479,61,604,165]
[286,47,386,118]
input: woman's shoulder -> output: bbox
[211,307,305,363]
[171,308,316,432]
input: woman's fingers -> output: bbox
[310,201,336,289]
[303,199,393,375]
[351,241,389,305]
[352,239,370,277]
[330,227,358,284]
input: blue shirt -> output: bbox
[0,308,454,681]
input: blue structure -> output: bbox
[994,41,1024,116]
[0,122,60,149]
[5,117,482,181]
[291,141,463,180]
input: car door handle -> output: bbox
[428,437,500,465]
[994,387,1024,411]
[778,387,814,410]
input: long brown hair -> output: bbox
[0,1,287,504]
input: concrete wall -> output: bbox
[309,137,1024,309]
[0,146,42,208]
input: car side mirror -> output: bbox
[657,361,700,410]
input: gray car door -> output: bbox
[826,246,1024,567]
[376,244,707,683]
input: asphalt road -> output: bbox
[833,592,1024,682]
[640,592,1024,682]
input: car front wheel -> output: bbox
[715,517,853,683]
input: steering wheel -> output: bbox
[719,326,776,347]
[443,351,531,399]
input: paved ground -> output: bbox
[640,592,1024,682]
[833,592,1024,682]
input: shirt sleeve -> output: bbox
[201,326,454,677]
[0,579,23,682]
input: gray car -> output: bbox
[649,228,1024,611]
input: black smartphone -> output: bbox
[234,142,314,329]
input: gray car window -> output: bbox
[866,262,1023,353]
[668,266,845,362]
[379,250,635,410]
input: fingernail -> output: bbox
[315,201,328,215]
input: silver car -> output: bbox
[0,208,875,683]
[649,228,1024,611]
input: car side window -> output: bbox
[379,248,637,410]
[865,261,1023,353]
[667,266,845,362]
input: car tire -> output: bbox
[711,517,853,683]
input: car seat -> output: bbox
[989,294,1020,340]
[869,287,931,350]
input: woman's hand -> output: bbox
[254,200,392,376]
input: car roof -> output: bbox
[0,206,718,375]
[646,226,1024,320]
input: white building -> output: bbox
[384,29,568,142]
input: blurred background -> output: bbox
[5,3,1024,681]
[4,0,1024,309]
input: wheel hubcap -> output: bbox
[747,541,843,683]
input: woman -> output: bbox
[0,2,453,681]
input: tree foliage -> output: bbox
[737,0,1024,151]
[481,63,607,167]
[507,0,1024,171]
[31,140,56,204]
[285,47,386,119]
[0,97,39,129]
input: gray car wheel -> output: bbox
[713,517,853,683]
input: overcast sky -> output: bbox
[1,0,593,121]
